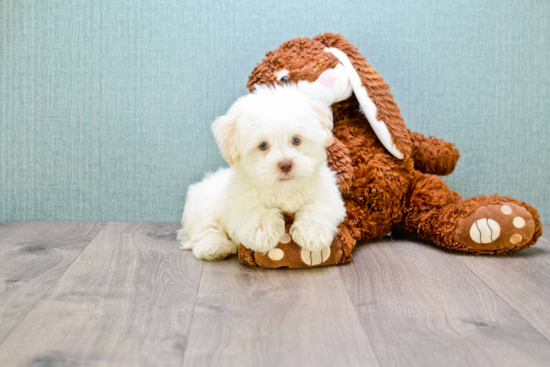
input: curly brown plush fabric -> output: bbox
[240,33,541,267]
[409,132,460,176]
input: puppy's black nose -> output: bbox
[278,160,293,173]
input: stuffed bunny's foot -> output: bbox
[455,203,537,254]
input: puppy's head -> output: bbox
[212,85,333,187]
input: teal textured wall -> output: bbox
[1,0,549,223]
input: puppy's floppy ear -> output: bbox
[314,33,412,160]
[311,99,334,147]
[211,112,240,165]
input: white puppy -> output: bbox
[178,85,346,260]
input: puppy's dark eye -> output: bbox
[292,137,301,146]
[281,76,288,84]
[259,142,269,151]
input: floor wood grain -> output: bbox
[0,222,106,344]
[0,222,202,367]
[0,222,549,367]
[181,259,379,367]
[457,226,550,341]
[339,226,550,367]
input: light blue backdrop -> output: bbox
[1,0,549,224]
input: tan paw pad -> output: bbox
[280,233,291,244]
[469,218,500,244]
[268,248,284,261]
[513,217,525,228]
[510,234,523,245]
[501,205,512,215]
[301,247,331,266]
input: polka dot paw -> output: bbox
[455,203,536,253]
[239,221,343,269]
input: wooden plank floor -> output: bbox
[0,222,549,367]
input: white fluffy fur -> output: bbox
[177,85,346,260]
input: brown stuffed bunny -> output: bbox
[239,33,541,269]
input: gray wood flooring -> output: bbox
[0,222,549,367]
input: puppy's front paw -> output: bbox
[290,220,335,252]
[191,238,237,261]
[242,216,285,253]
[183,234,238,261]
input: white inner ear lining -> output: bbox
[324,47,404,160]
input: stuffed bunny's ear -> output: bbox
[325,47,404,160]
